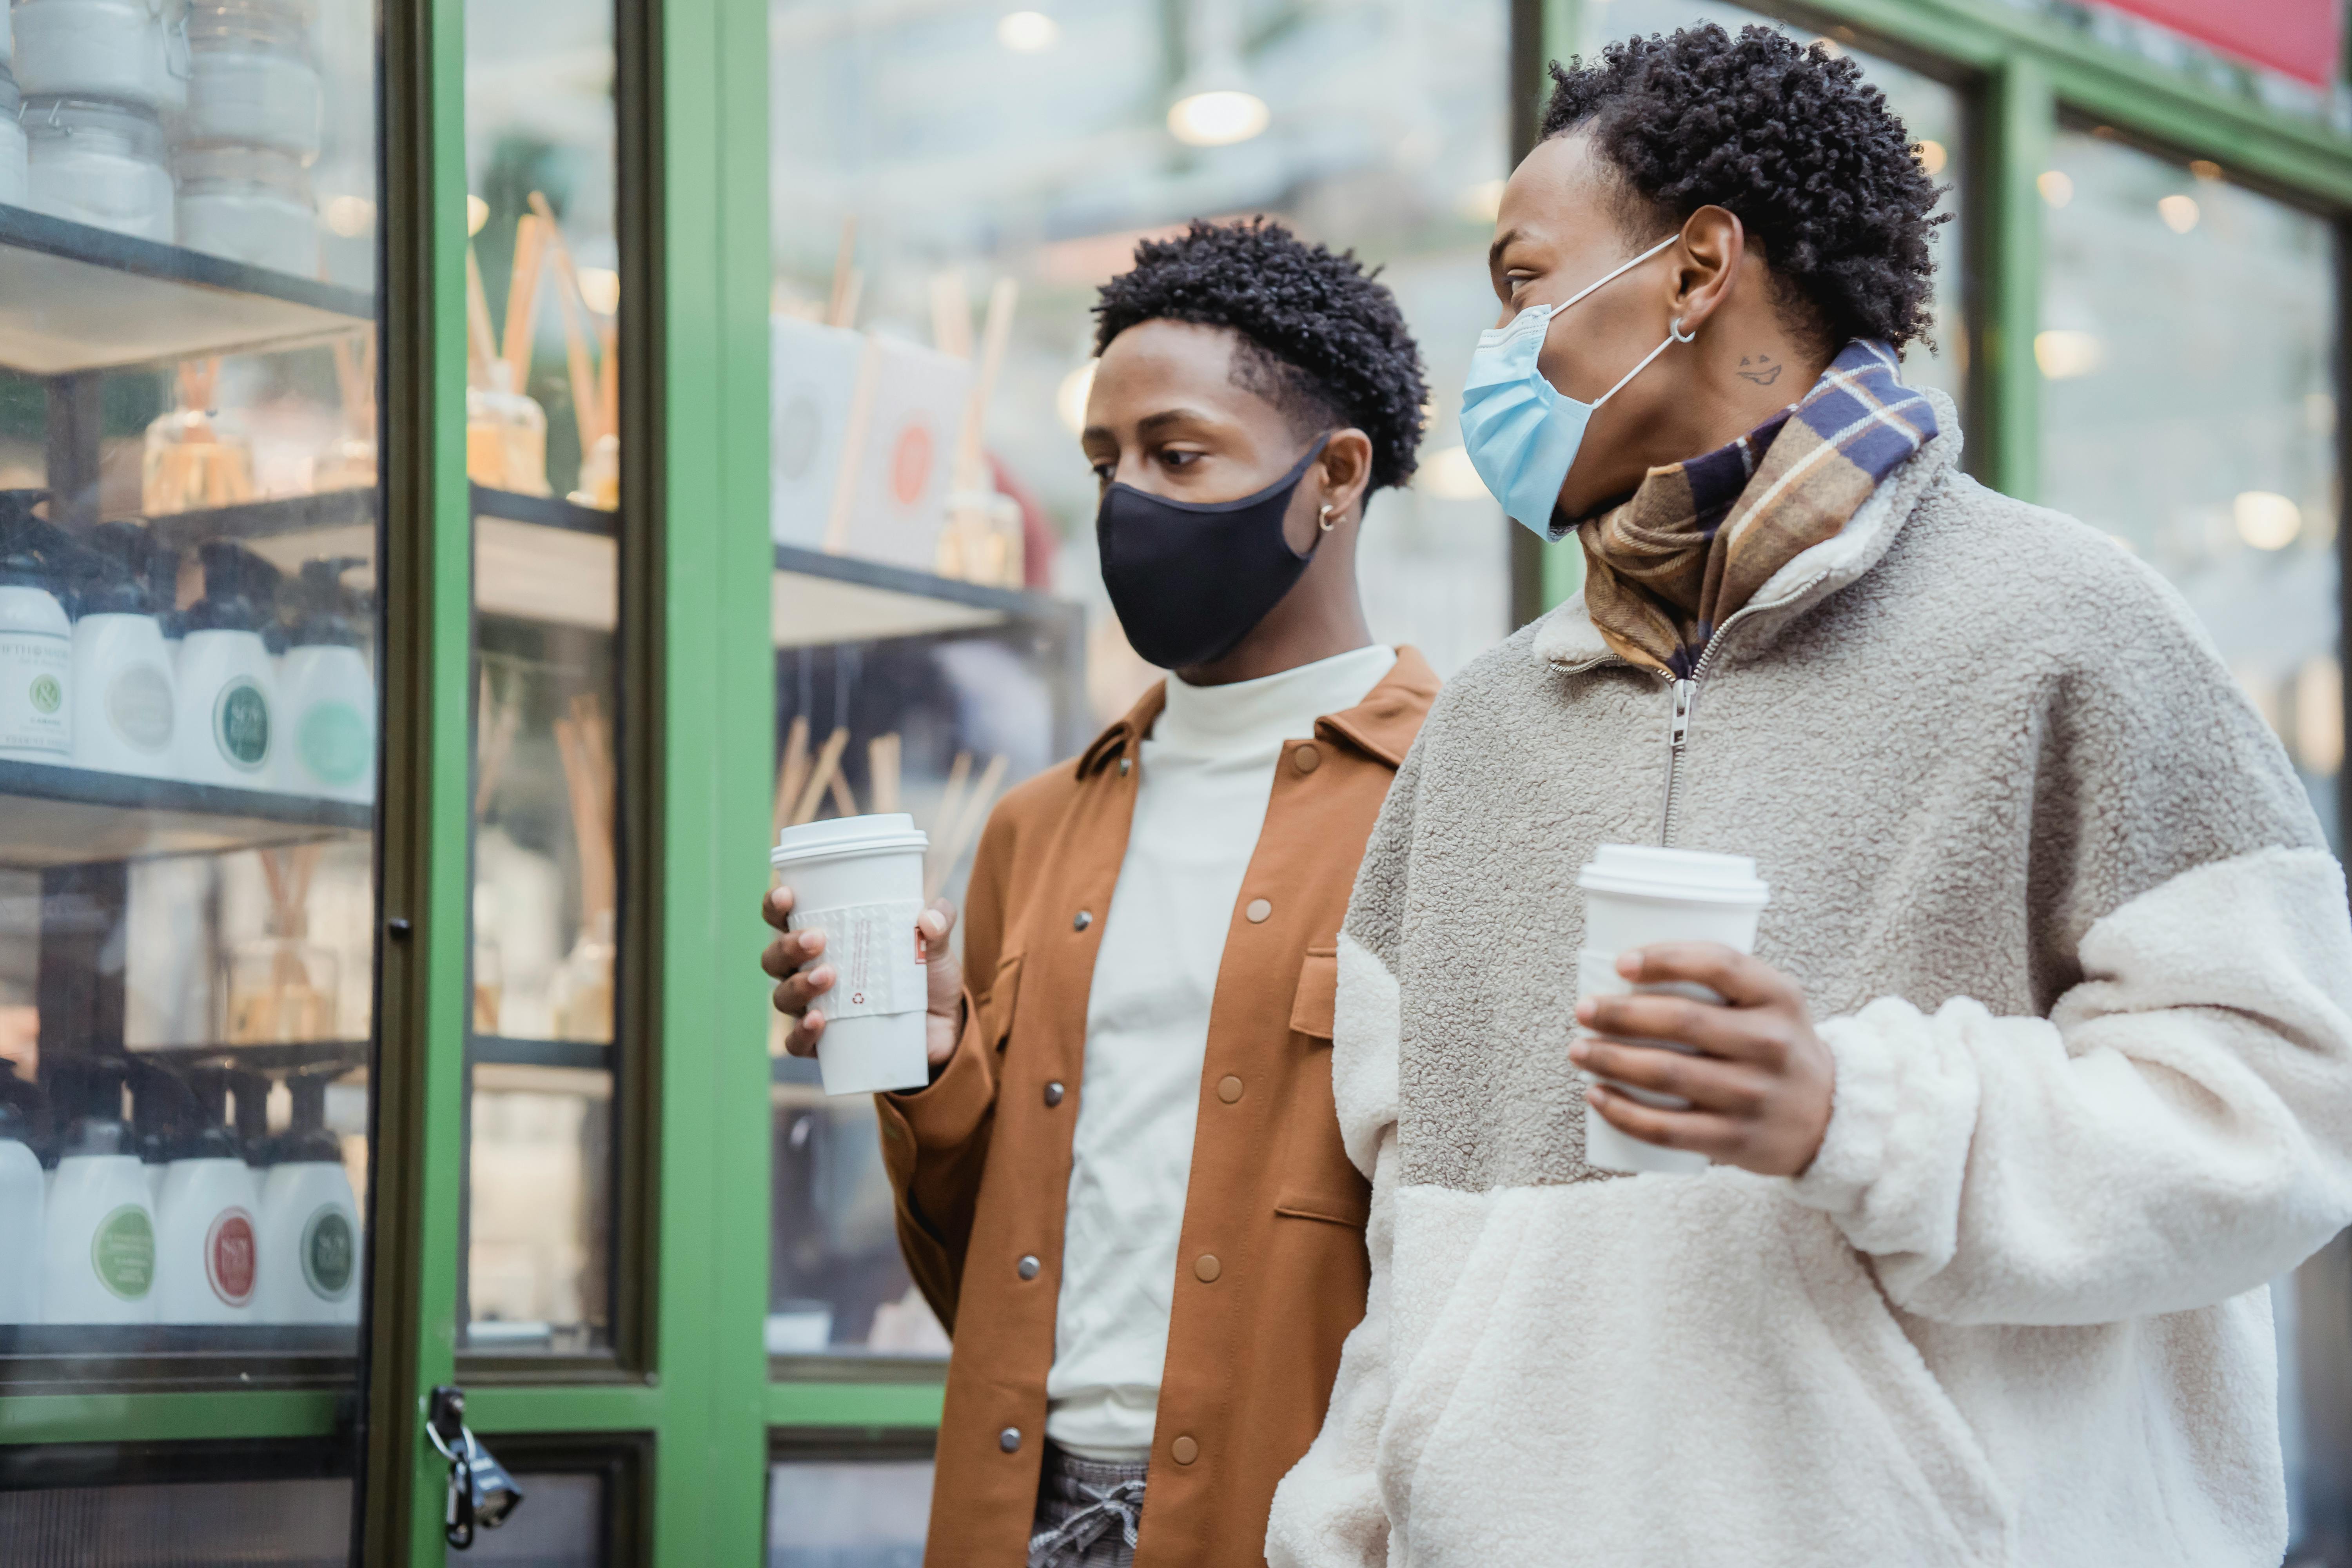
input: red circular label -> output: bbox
[889,424,933,506]
[208,1209,258,1306]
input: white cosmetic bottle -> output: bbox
[176,539,279,789]
[151,1066,260,1324]
[274,557,374,801]
[0,489,73,766]
[255,1073,358,1325]
[69,520,178,777]
[0,1062,47,1325]
[42,1058,157,1325]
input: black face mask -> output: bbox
[1096,434,1331,671]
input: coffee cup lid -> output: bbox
[1577,844,1769,906]
[771,812,929,868]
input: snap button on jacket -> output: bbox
[875,650,1439,1568]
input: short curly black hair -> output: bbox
[1543,24,1944,352]
[1094,218,1427,490]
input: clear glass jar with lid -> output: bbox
[174,143,318,275]
[0,71,27,207]
[143,359,256,514]
[465,362,551,495]
[22,95,174,241]
[182,0,318,161]
[8,0,188,114]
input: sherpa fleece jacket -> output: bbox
[1265,389,2352,1568]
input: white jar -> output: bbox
[182,0,318,160]
[22,95,172,241]
[9,0,186,113]
[175,143,315,273]
[0,71,26,207]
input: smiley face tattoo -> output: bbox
[1737,352,1783,386]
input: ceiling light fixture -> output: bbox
[2033,329,2102,380]
[997,10,1058,52]
[1168,0,1267,148]
[2234,490,2301,550]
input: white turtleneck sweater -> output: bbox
[1045,643,1399,1461]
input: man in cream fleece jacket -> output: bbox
[1269,26,2352,1568]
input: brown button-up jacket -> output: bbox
[877,649,1439,1568]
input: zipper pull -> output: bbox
[1669,678,1695,749]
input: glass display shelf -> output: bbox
[131,1040,369,1073]
[769,541,1078,649]
[0,1325,358,1400]
[145,490,377,564]
[0,203,373,377]
[471,1035,610,1071]
[0,764,369,869]
[482,485,1086,648]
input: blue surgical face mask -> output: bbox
[1459,234,1690,538]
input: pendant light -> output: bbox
[1167,0,1267,148]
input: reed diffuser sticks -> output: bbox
[552,691,617,925]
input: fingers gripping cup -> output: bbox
[771,814,932,1096]
[1576,845,1771,1176]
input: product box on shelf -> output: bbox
[829,331,969,573]
[768,314,861,550]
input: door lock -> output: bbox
[426,1385,525,1549]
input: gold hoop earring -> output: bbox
[1318,503,1338,533]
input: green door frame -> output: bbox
[362,0,775,1552]
[356,0,471,1545]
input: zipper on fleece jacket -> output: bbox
[1659,675,1695,846]
[1653,563,1836,847]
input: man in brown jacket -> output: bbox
[763,220,1438,1566]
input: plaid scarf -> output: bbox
[1577,340,1937,677]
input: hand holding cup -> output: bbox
[763,887,964,1068]
[1571,942,1833,1178]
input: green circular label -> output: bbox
[92,1204,155,1300]
[29,673,61,715]
[301,1205,355,1299]
[298,702,370,786]
[214,678,271,771]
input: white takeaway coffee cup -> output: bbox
[771,813,932,1096]
[1575,844,1771,1176]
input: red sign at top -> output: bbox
[2091,0,2339,87]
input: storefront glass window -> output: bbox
[767,1455,933,1566]
[463,0,623,1354]
[2036,125,2342,1555]
[0,0,383,1441]
[763,0,1510,1362]
[1574,1,1970,410]
[2036,128,2340,840]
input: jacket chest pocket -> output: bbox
[1272,946,1370,1229]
